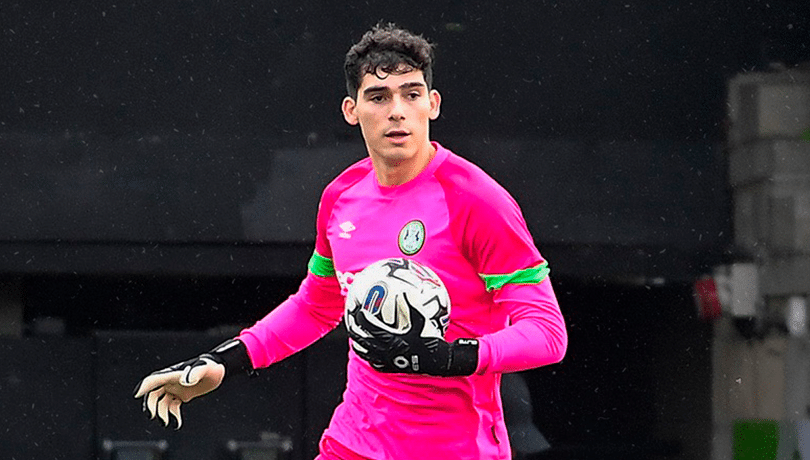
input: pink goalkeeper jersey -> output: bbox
[238,142,567,460]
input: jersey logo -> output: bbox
[362,283,387,316]
[339,221,356,239]
[398,220,425,255]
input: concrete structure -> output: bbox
[715,66,810,459]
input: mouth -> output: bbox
[385,130,410,142]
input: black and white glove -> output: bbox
[349,304,479,377]
[133,338,253,429]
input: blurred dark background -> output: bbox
[1,1,809,459]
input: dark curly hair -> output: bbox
[344,22,435,99]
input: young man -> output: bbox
[134,23,567,460]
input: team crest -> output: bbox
[398,220,425,255]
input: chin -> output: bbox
[376,144,413,158]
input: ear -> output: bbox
[428,89,441,121]
[342,96,359,125]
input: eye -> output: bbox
[406,91,421,100]
[368,93,387,103]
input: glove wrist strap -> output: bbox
[209,338,256,378]
[448,339,479,376]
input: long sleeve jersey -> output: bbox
[238,142,567,459]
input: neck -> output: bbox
[373,142,436,187]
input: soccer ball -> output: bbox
[345,258,451,340]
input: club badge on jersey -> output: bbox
[398,220,425,255]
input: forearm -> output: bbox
[239,274,343,369]
[475,279,568,374]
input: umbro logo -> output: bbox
[339,221,356,239]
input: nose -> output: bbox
[388,95,406,121]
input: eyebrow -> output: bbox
[362,81,426,96]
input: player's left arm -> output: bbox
[458,177,568,375]
[474,273,568,374]
[351,172,567,377]
[349,259,566,377]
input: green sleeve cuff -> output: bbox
[480,261,550,291]
[307,251,336,278]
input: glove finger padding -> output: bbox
[144,385,168,417]
[157,394,184,428]
[167,397,183,427]
[156,393,174,427]
[349,335,393,370]
[134,368,182,399]
[350,308,411,367]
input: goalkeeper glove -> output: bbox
[133,338,253,429]
[349,304,479,377]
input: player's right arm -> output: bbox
[237,253,344,368]
[133,261,344,429]
[133,338,254,428]
[134,176,347,428]
[237,169,353,368]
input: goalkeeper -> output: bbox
[135,22,567,460]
